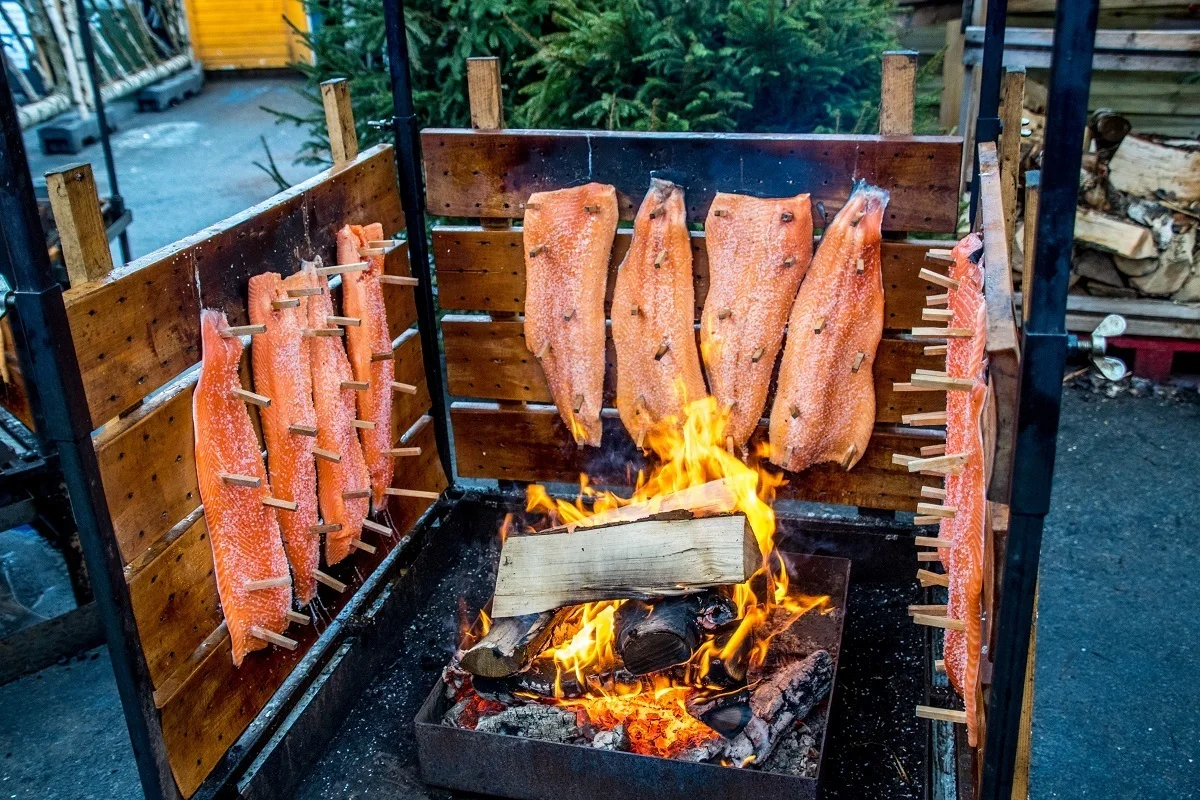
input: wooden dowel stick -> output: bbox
[922,308,954,322]
[902,411,947,426]
[384,488,440,500]
[924,249,954,262]
[383,447,421,457]
[917,502,957,518]
[914,515,944,525]
[315,262,368,276]
[392,382,418,394]
[314,448,341,463]
[911,374,976,391]
[926,293,949,306]
[288,424,318,436]
[361,519,392,536]
[326,315,361,327]
[920,443,947,456]
[918,267,959,288]
[934,659,946,673]
[341,380,369,391]
[313,570,347,593]
[350,539,377,554]
[310,523,342,534]
[917,569,949,587]
[232,388,271,407]
[379,275,419,286]
[370,352,394,362]
[367,239,398,247]
[342,488,370,500]
[921,486,947,500]
[915,536,953,548]
[245,576,290,591]
[359,247,388,257]
[917,551,942,562]
[302,327,344,338]
[906,453,968,473]
[916,705,967,724]
[914,614,966,632]
[221,324,266,338]
[272,298,301,309]
[285,610,311,626]
[287,286,323,297]
[263,496,299,511]
[250,626,298,650]
[908,604,948,615]
[219,472,261,488]
[924,345,948,356]
[891,453,916,466]
[911,327,974,339]
[351,419,376,430]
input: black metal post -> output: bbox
[73,0,131,262]
[979,1,1099,797]
[382,0,454,485]
[969,0,1009,226]
[0,48,175,800]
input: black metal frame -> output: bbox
[968,0,1008,227]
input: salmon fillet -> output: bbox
[701,192,813,447]
[611,179,707,444]
[339,223,395,506]
[769,182,888,472]
[193,309,291,666]
[303,263,370,565]
[248,273,320,605]
[523,183,618,447]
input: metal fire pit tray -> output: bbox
[414,552,851,800]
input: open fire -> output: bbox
[442,396,839,769]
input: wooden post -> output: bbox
[880,50,918,136]
[959,65,983,198]
[466,57,505,131]
[321,78,358,167]
[45,162,113,286]
[1000,66,1027,259]
[1021,171,1040,323]
[1010,583,1039,800]
[940,20,965,131]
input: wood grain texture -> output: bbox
[441,316,946,423]
[466,57,505,130]
[321,78,358,166]
[450,403,943,511]
[386,416,447,536]
[93,371,200,565]
[390,328,432,439]
[422,129,963,232]
[999,67,1026,253]
[433,226,950,330]
[880,50,918,136]
[64,145,404,427]
[45,162,114,286]
[383,242,418,341]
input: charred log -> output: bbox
[725,649,834,766]
[614,591,737,675]
[459,609,569,678]
[473,703,592,744]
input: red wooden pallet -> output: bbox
[1110,335,1200,382]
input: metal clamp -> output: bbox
[1066,313,1127,380]
[0,273,11,320]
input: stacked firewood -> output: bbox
[1015,109,1200,302]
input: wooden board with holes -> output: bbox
[433,227,955,331]
[387,416,448,536]
[441,316,946,424]
[391,328,432,440]
[422,129,963,232]
[450,403,943,512]
[383,242,418,342]
[63,145,405,427]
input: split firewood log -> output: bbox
[1108,135,1200,203]
[1074,249,1125,288]
[459,610,570,678]
[1074,208,1157,260]
[1132,225,1196,297]
[724,649,834,765]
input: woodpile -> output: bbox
[1015,109,1199,303]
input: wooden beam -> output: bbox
[491,514,761,618]
[999,66,1026,256]
[1021,171,1040,324]
[880,50,918,136]
[917,705,968,724]
[940,21,965,131]
[45,162,114,285]
[321,78,358,166]
[466,57,505,131]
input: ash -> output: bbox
[761,719,823,778]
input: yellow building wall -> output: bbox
[184,0,311,70]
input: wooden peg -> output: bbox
[384,488,440,500]
[286,610,311,626]
[654,249,667,268]
[906,453,968,473]
[712,208,729,217]
[310,523,342,534]
[914,614,966,632]
[922,308,954,322]
[341,380,369,391]
[911,327,974,339]
[751,347,765,363]
[321,78,358,166]
[315,262,368,276]
[289,423,318,437]
[272,297,301,310]
[924,248,954,262]
[379,275,419,286]
[921,485,947,500]
[908,603,947,615]
[926,293,949,306]
[840,443,858,470]
[911,374,976,391]
[528,244,546,258]
[916,705,967,724]
[892,382,934,393]
[924,344,948,356]
[856,257,865,274]
[359,247,388,257]
[813,317,826,334]
[914,515,944,525]
[314,448,341,463]
[717,307,733,320]
[361,519,393,536]
[250,626,299,650]
[219,472,261,488]
[920,443,947,456]
[902,411,947,426]
[654,340,670,360]
[879,50,918,135]
[649,205,665,219]
[851,352,866,373]
[222,324,267,338]
[563,308,576,322]
[350,539,377,554]
[287,286,323,297]
[351,419,376,430]
[630,305,640,316]
[917,502,957,518]
[326,315,361,327]
[383,447,421,458]
[536,341,550,360]
[367,239,399,248]
[232,388,271,407]
[342,488,371,500]
[915,536,953,548]
[302,327,344,338]
[891,453,916,467]
[370,352,394,362]
[783,256,797,268]
[780,211,794,222]
[245,576,290,591]
[934,659,946,673]
[466,56,505,130]
[584,204,600,213]
[313,570,347,593]
[392,381,418,394]
[263,496,299,512]
[918,267,959,288]
[917,552,942,562]
[789,404,800,419]
[45,163,113,287]
[571,393,584,413]
[917,569,949,588]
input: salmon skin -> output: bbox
[701,192,813,447]
[339,223,394,506]
[194,309,291,666]
[611,178,707,444]
[937,232,987,746]
[248,273,321,605]
[524,183,618,447]
[303,262,370,565]
[769,182,888,472]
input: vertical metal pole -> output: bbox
[382,0,454,485]
[0,50,174,800]
[969,0,1009,226]
[73,0,131,262]
[979,1,1099,797]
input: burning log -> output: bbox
[613,591,738,675]
[491,513,761,618]
[724,649,834,766]
[574,477,738,529]
[473,704,591,744]
[459,610,569,678]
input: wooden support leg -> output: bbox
[1131,346,1174,383]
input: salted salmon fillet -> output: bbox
[248,273,320,605]
[611,179,707,444]
[339,223,394,506]
[523,183,619,446]
[769,182,888,472]
[701,192,813,447]
[194,309,291,666]
[303,263,370,565]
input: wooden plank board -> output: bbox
[93,371,200,565]
[390,328,432,439]
[64,145,404,427]
[386,416,447,538]
[432,226,951,330]
[383,242,418,342]
[450,403,943,512]
[421,129,963,233]
[441,316,946,423]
